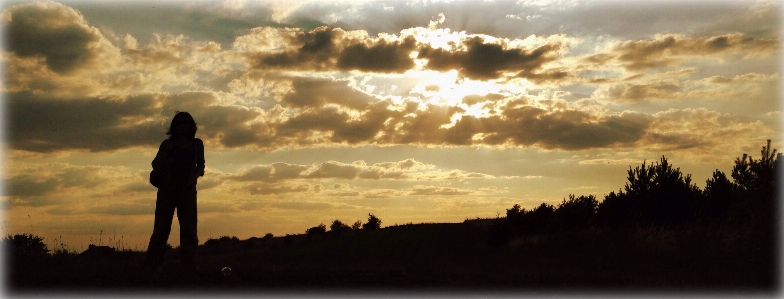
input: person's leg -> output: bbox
[145,188,176,267]
[177,187,199,266]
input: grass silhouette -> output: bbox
[6,219,775,293]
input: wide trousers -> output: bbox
[145,185,198,267]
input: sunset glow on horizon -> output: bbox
[1,0,781,249]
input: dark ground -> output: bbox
[6,220,780,296]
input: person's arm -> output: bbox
[151,140,172,170]
[196,139,205,177]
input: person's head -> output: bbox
[166,111,197,140]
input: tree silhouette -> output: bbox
[703,169,734,217]
[555,194,598,231]
[728,140,780,228]
[597,156,701,227]
[362,214,382,230]
[732,140,780,199]
[306,223,327,238]
[330,220,350,235]
[3,234,49,259]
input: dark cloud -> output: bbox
[418,37,564,80]
[246,27,566,81]
[7,90,270,153]
[492,107,651,150]
[337,36,417,73]
[249,26,419,74]
[8,92,162,152]
[253,26,340,71]
[5,2,104,74]
[6,175,59,197]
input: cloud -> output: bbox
[362,189,402,198]
[279,78,379,109]
[409,185,473,196]
[268,200,354,211]
[7,90,272,153]
[6,164,131,197]
[593,33,777,71]
[247,183,311,195]
[336,36,418,73]
[641,108,773,153]
[243,26,568,81]
[4,1,110,74]
[417,36,564,81]
[4,3,775,157]
[8,92,163,152]
[603,81,682,103]
[230,158,493,183]
[87,199,154,215]
[6,175,59,197]
[385,101,650,150]
[249,26,343,71]
[9,81,654,153]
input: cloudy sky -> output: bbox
[2,0,780,249]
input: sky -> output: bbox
[1,0,781,250]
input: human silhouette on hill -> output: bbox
[145,111,205,272]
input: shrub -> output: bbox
[306,223,327,237]
[330,220,350,233]
[202,236,241,254]
[555,194,598,231]
[351,220,362,230]
[204,236,239,246]
[3,234,49,259]
[362,214,382,230]
[528,202,556,234]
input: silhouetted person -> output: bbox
[145,111,205,272]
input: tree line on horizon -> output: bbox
[490,140,780,245]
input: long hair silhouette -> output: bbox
[166,111,197,140]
